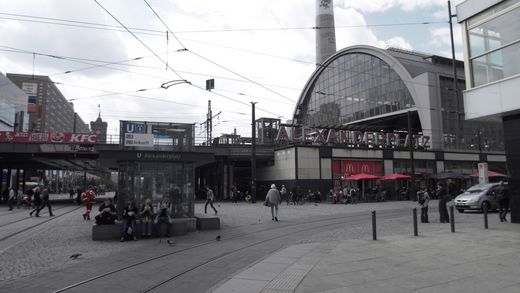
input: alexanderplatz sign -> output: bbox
[274,126,430,149]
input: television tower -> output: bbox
[316,0,337,66]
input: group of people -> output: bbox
[328,187,360,204]
[90,195,176,242]
[26,186,54,217]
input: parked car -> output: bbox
[454,183,506,213]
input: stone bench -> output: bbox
[173,218,197,232]
[92,219,191,241]
[92,223,122,241]
[195,214,220,230]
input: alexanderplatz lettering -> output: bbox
[275,126,430,149]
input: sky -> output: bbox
[0,0,465,143]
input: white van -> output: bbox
[454,183,504,213]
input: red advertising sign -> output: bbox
[0,131,99,144]
[332,160,383,177]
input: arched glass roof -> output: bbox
[297,52,415,126]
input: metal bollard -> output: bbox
[372,211,377,240]
[450,205,455,233]
[483,203,488,229]
[413,208,418,236]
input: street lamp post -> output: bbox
[408,110,416,200]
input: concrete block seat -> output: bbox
[92,222,122,241]
[92,219,193,241]
[195,214,220,230]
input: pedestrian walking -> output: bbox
[76,188,82,205]
[280,185,289,205]
[69,188,75,200]
[29,187,42,217]
[417,187,430,223]
[36,187,54,217]
[231,185,238,203]
[81,189,96,220]
[7,187,16,211]
[437,183,450,223]
[204,185,218,215]
[265,184,281,221]
[495,181,509,222]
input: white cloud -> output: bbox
[336,0,465,13]
[384,36,414,50]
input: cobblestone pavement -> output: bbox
[0,199,510,285]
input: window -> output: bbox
[467,3,520,86]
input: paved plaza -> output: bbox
[0,197,518,292]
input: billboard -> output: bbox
[120,120,195,149]
[0,131,99,144]
[124,133,154,147]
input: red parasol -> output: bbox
[381,173,411,180]
[344,173,381,180]
[469,170,509,178]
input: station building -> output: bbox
[255,45,506,196]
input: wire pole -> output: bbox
[448,0,461,147]
[251,102,257,203]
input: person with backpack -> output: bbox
[417,187,430,223]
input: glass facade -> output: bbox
[439,76,504,151]
[468,1,520,86]
[299,53,415,126]
[118,161,195,218]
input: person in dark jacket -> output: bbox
[417,187,430,223]
[495,181,509,222]
[121,199,138,241]
[437,183,450,223]
[95,199,117,225]
[36,187,54,217]
[29,187,42,217]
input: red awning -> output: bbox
[381,173,411,180]
[469,171,509,178]
[343,173,381,181]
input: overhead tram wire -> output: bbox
[0,46,303,93]
[93,0,186,81]
[142,0,296,105]
[94,0,288,120]
[0,12,447,35]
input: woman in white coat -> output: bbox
[265,184,282,221]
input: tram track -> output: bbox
[52,207,410,293]
[0,205,72,229]
[0,206,82,242]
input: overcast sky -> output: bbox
[0,0,464,143]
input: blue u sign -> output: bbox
[125,123,147,133]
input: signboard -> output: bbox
[333,160,383,177]
[21,83,38,95]
[478,162,489,185]
[0,131,98,144]
[275,126,430,149]
[124,133,154,147]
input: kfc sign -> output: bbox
[0,131,99,144]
